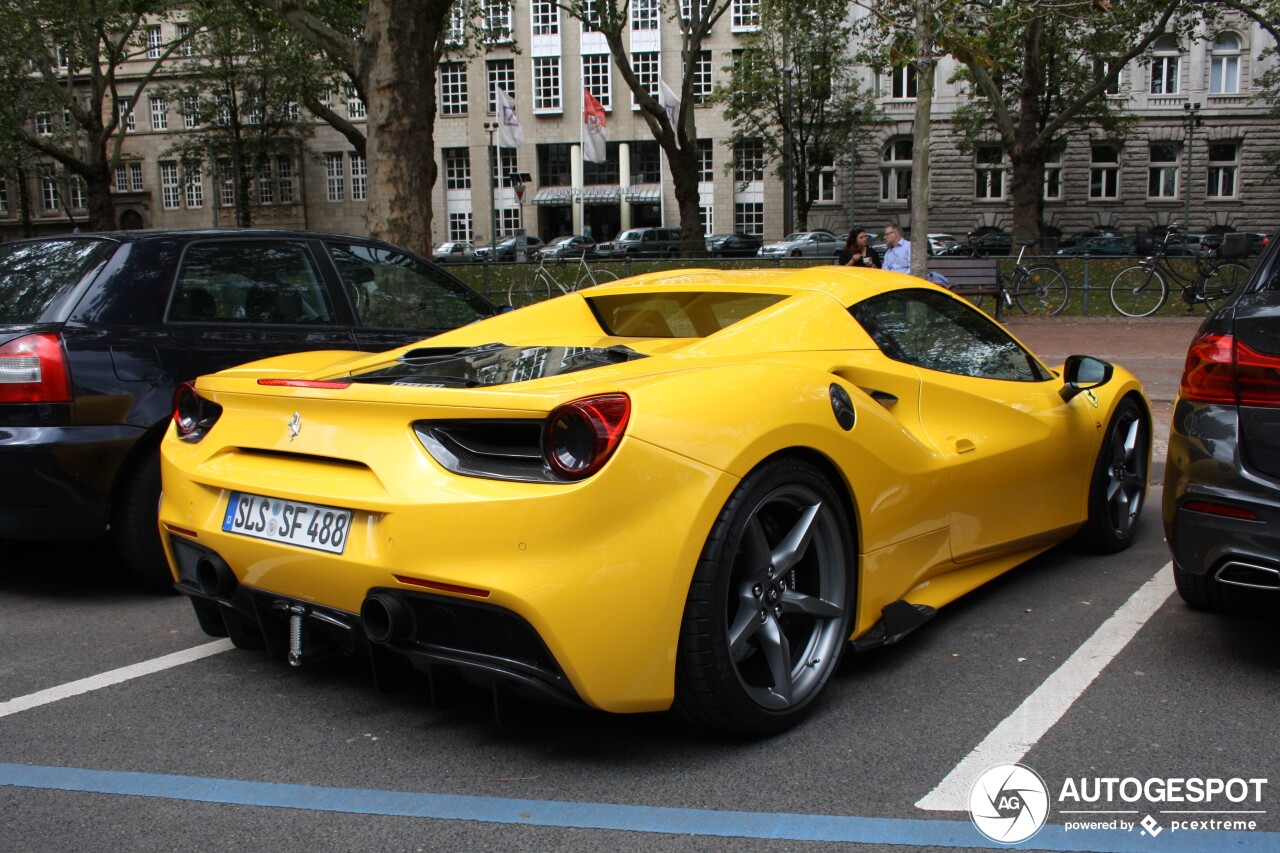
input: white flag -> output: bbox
[496,88,524,149]
[583,88,607,164]
[659,79,681,127]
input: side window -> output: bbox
[170,240,334,325]
[852,289,1048,382]
[327,241,490,330]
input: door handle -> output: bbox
[954,437,976,453]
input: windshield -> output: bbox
[0,238,117,324]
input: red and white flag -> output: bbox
[582,88,607,164]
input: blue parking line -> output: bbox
[2,762,1276,851]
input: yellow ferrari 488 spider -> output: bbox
[158,267,1150,735]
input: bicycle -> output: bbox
[952,239,1070,317]
[507,250,619,308]
[1109,224,1252,318]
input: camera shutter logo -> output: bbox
[969,763,1051,844]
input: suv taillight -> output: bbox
[0,333,70,404]
[1181,332,1280,407]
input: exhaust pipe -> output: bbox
[195,554,238,598]
[362,593,414,644]
[1216,560,1280,591]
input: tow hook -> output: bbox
[273,601,309,667]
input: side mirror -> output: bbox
[1060,354,1114,402]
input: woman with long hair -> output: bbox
[836,227,881,268]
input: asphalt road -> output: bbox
[2,483,1278,853]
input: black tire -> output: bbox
[508,271,553,308]
[1172,562,1259,613]
[111,449,178,591]
[575,268,619,290]
[1071,398,1148,553]
[1200,261,1250,310]
[1110,266,1167,317]
[1013,265,1069,316]
[674,458,854,736]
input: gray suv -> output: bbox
[599,227,684,258]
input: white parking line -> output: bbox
[916,563,1175,812]
[0,639,233,719]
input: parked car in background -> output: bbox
[966,229,1014,256]
[473,235,546,262]
[759,231,843,259]
[534,235,598,260]
[1057,227,1122,249]
[1164,236,1280,612]
[1056,236,1138,256]
[927,233,962,255]
[432,241,475,264]
[597,227,684,258]
[0,230,496,589]
[705,232,765,257]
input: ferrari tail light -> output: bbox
[1180,333,1280,407]
[173,381,223,442]
[0,333,70,404]
[543,393,631,480]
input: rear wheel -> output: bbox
[1071,398,1148,553]
[112,449,177,591]
[1013,265,1069,316]
[1199,261,1250,310]
[675,458,854,735]
[575,267,619,290]
[507,271,553,308]
[1110,267,1168,317]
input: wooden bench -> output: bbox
[927,256,1005,319]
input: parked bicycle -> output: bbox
[1109,224,1252,318]
[958,239,1070,317]
[507,250,619,308]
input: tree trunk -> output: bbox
[909,3,934,279]
[1009,16,1045,247]
[1008,151,1044,248]
[357,1,446,256]
[83,155,116,231]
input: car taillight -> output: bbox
[1181,333,1280,407]
[0,333,70,404]
[543,393,630,480]
[173,381,222,442]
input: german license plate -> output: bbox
[222,491,352,554]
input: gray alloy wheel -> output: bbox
[675,458,854,735]
[1072,398,1148,553]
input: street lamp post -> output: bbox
[848,108,861,231]
[1182,101,1201,228]
[484,121,499,255]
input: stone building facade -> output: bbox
[1,5,1275,247]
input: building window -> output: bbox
[146,26,163,59]
[1089,144,1120,198]
[1044,149,1063,200]
[583,55,612,109]
[533,56,562,111]
[185,166,203,209]
[1210,32,1241,94]
[42,174,60,211]
[974,145,1005,200]
[440,62,468,116]
[119,98,135,132]
[531,0,559,35]
[114,164,127,191]
[346,87,366,120]
[177,23,193,56]
[259,161,274,204]
[884,64,917,99]
[0,182,8,215]
[700,205,713,236]
[632,52,659,103]
[217,161,234,207]
[632,0,659,30]
[810,169,836,202]
[116,161,144,192]
[36,113,52,136]
[732,0,760,29]
[698,139,713,182]
[881,138,912,202]
[734,138,765,182]
[150,96,167,131]
[494,149,519,188]
[486,59,516,114]
[160,162,180,209]
[276,155,295,203]
[182,96,198,129]
[326,153,345,201]
[734,202,764,235]
[538,143,572,186]
[484,0,513,42]
[580,0,601,31]
[70,176,86,210]
[498,207,522,235]
[448,211,473,241]
[692,51,712,104]
[444,148,471,189]
[350,153,367,200]
[1149,36,1180,95]
[631,141,661,183]
[1206,142,1238,198]
[1148,143,1179,198]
